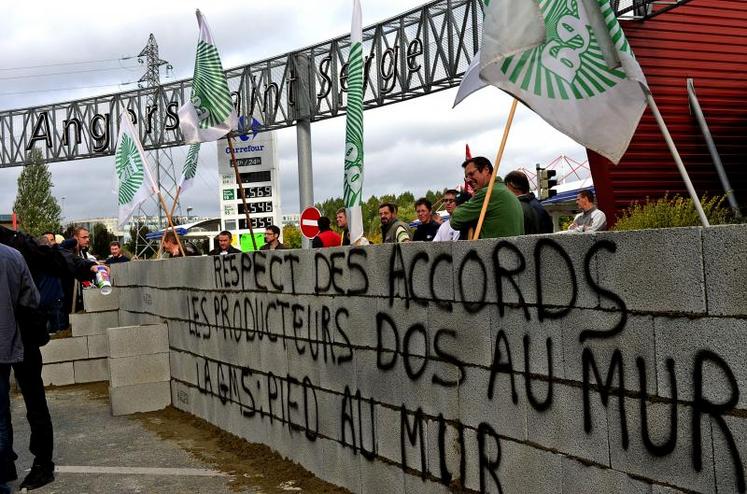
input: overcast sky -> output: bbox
[0,0,586,223]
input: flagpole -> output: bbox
[645,91,710,227]
[168,186,183,222]
[157,192,186,257]
[227,135,258,250]
[471,98,519,240]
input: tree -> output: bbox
[91,223,117,259]
[282,225,302,249]
[13,148,62,236]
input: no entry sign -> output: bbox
[300,207,321,239]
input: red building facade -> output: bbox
[590,0,747,223]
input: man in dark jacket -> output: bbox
[504,170,553,234]
[208,231,241,256]
[0,225,99,490]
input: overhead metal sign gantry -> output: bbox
[0,0,670,168]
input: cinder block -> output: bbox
[497,440,564,494]
[395,242,454,306]
[87,334,109,358]
[41,362,75,387]
[320,439,362,493]
[488,233,600,310]
[356,349,402,408]
[459,366,526,441]
[609,401,715,493]
[563,312,656,393]
[335,296,378,349]
[110,380,171,416]
[74,358,109,383]
[654,315,747,409]
[366,243,394,298]
[451,240,498,307]
[117,310,163,327]
[713,415,747,494]
[360,457,404,494]
[427,303,493,368]
[561,456,650,494]
[376,297,429,358]
[594,228,706,314]
[41,337,88,364]
[376,404,403,465]
[109,353,170,388]
[107,324,169,358]
[71,310,119,337]
[652,486,689,494]
[491,305,565,379]
[426,417,464,488]
[702,224,747,316]
[82,287,120,312]
[526,382,610,465]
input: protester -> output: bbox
[433,189,461,242]
[162,231,201,257]
[504,170,553,234]
[450,157,524,239]
[104,241,130,265]
[0,242,39,493]
[566,190,607,233]
[0,226,101,492]
[35,236,66,334]
[41,232,56,245]
[412,198,440,242]
[208,231,241,256]
[61,226,97,313]
[336,208,350,246]
[260,225,287,251]
[312,217,342,248]
[379,203,411,243]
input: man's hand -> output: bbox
[90,263,110,274]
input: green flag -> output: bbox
[178,143,201,192]
[456,0,648,164]
[178,10,238,144]
[114,112,157,227]
[343,0,365,243]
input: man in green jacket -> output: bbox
[450,157,524,239]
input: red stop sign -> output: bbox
[300,207,321,239]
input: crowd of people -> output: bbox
[308,156,607,247]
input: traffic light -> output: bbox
[536,167,558,200]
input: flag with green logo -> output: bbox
[457,0,648,164]
[114,112,157,227]
[178,143,201,193]
[178,10,238,144]
[343,0,365,244]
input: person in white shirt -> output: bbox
[567,190,607,233]
[433,189,461,242]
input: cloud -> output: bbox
[0,0,587,224]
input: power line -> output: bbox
[0,56,136,72]
[0,64,140,81]
[0,81,137,97]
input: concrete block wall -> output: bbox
[107,324,171,416]
[114,225,747,493]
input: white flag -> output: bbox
[178,143,201,193]
[459,0,648,164]
[343,0,365,244]
[178,10,238,144]
[114,113,157,228]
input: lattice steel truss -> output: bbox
[0,0,685,169]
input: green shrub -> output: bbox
[613,194,734,231]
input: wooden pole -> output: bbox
[645,91,710,227]
[470,99,519,240]
[227,135,258,250]
[168,186,182,222]
[156,192,186,257]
